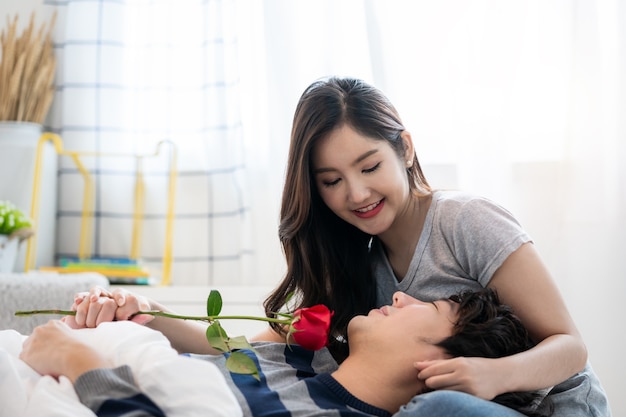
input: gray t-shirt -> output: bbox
[371,190,612,417]
[373,190,531,306]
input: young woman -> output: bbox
[68,77,610,416]
[255,77,609,416]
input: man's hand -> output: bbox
[19,320,111,383]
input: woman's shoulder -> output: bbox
[431,190,519,226]
[432,189,500,212]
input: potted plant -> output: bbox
[0,12,57,271]
[0,200,35,272]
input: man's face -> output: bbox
[348,292,459,360]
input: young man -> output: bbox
[19,288,548,417]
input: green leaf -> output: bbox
[1,213,15,235]
[227,335,254,351]
[226,351,260,380]
[206,321,229,352]
[207,290,223,316]
[0,202,31,235]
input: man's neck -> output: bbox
[331,355,421,413]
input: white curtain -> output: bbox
[250,0,624,409]
[40,0,625,297]
[43,0,253,286]
[243,0,625,299]
[38,0,622,407]
[39,0,625,313]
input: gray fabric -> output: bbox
[75,365,143,413]
[394,391,527,417]
[200,342,340,416]
[0,272,109,334]
[192,342,384,417]
[371,190,612,416]
[544,363,612,417]
[373,190,531,305]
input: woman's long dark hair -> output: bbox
[263,77,430,360]
[438,289,553,417]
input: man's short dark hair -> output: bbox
[437,288,552,417]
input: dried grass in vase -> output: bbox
[0,12,56,124]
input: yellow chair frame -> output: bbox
[25,133,177,286]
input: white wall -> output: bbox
[0,1,621,416]
[0,0,45,29]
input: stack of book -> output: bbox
[40,257,153,285]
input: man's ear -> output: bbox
[400,131,415,162]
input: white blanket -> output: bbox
[0,321,243,417]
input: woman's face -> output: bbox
[311,124,413,237]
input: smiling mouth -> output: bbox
[355,200,382,213]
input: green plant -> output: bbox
[0,200,34,237]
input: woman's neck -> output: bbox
[378,194,432,281]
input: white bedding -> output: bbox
[0,321,243,417]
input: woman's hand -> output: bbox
[20,320,110,382]
[63,286,155,329]
[415,357,507,400]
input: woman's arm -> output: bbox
[143,299,221,354]
[250,325,287,343]
[66,286,289,353]
[486,242,587,390]
[416,242,587,399]
[65,287,221,354]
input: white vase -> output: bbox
[0,235,19,273]
[0,122,58,271]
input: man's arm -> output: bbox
[75,366,165,417]
[19,320,166,416]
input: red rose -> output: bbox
[289,305,333,350]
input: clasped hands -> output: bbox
[62,286,155,329]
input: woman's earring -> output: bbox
[406,160,412,167]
